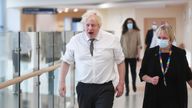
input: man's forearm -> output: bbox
[60,62,70,83]
[117,62,125,84]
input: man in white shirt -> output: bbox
[59,10,125,108]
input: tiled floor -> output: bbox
[1,79,192,108]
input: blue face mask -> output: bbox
[157,39,169,48]
[127,23,133,29]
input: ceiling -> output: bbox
[7,0,189,9]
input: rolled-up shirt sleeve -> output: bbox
[61,41,75,64]
[114,37,125,64]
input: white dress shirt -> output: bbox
[61,30,124,84]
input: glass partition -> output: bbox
[0,31,76,108]
[0,32,19,108]
[20,32,36,108]
[39,32,65,108]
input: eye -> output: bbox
[158,37,168,40]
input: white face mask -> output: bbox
[127,23,133,29]
[152,24,157,30]
[157,39,169,48]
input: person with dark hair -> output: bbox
[139,24,192,108]
[120,18,142,96]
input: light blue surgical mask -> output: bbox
[157,39,169,48]
[127,23,133,29]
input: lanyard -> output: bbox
[159,50,172,86]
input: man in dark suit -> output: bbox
[145,21,158,50]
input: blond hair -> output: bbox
[81,10,103,27]
[156,24,175,43]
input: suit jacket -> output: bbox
[145,29,154,49]
[139,45,192,108]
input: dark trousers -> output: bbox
[76,81,115,108]
[125,58,137,93]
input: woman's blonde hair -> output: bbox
[81,10,103,27]
[156,24,176,43]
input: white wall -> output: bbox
[7,8,21,31]
[36,14,57,32]
[98,7,135,38]
[185,0,192,66]
[0,0,6,32]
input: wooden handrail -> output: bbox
[0,63,61,89]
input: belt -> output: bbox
[78,81,112,86]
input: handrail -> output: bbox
[0,63,61,89]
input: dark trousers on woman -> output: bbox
[125,58,137,95]
[76,81,115,108]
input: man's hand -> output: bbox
[115,82,124,97]
[59,82,66,97]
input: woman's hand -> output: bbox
[150,76,159,85]
[142,75,159,85]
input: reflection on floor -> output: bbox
[0,85,192,108]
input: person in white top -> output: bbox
[59,10,125,108]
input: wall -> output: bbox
[7,8,21,31]
[36,14,57,32]
[135,5,186,48]
[184,0,192,66]
[0,0,6,32]
[21,14,36,32]
[186,0,192,50]
[98,7,135,38]
[56,10,85,31]
[20,10,85,31]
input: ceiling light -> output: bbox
[73,8,78,12]
[64,8,69,13]
[57,8,63,13]
[98,3,113,9]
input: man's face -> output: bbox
[84,16,100,38]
